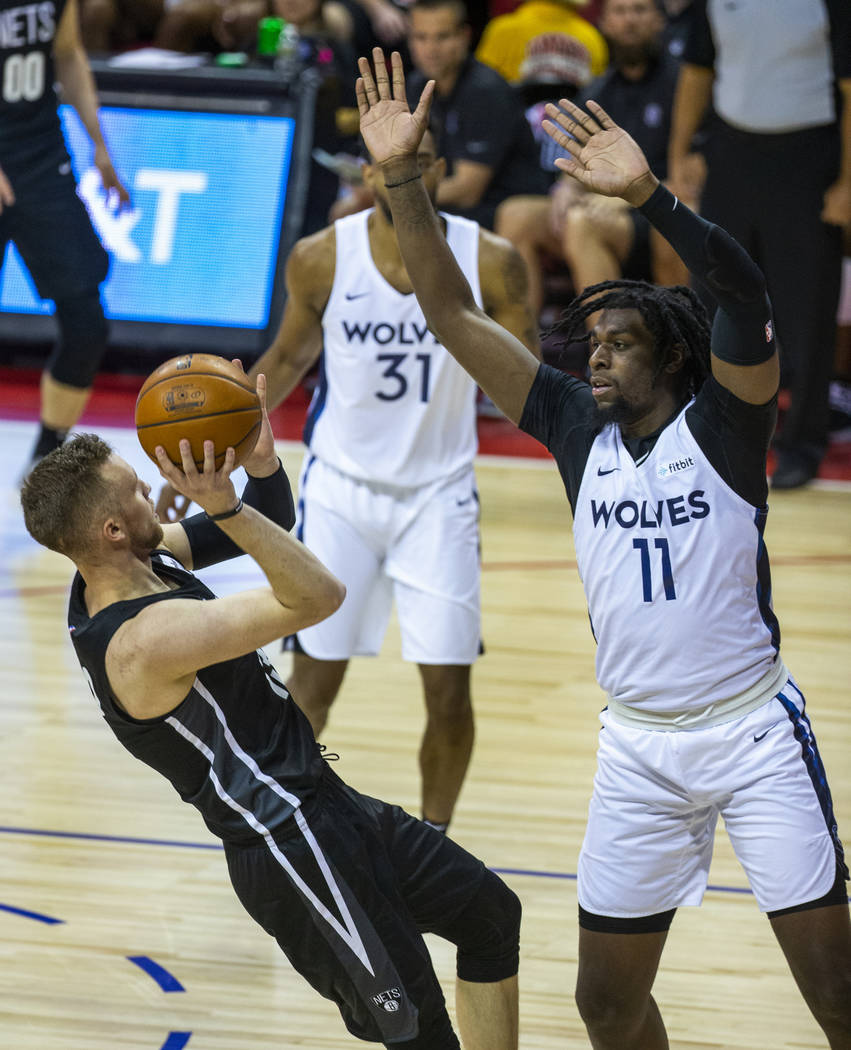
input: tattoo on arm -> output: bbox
[501,247,530,304]
[498,246,541,355]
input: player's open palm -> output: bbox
[542,99,655,205]
[356,48,434,167]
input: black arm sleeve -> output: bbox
[639,183,776,366]
[180,460,296,571]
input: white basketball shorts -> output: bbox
[292,456,481,664]
[578,677,844,917]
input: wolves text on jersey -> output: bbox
[590,490,710,529]
[342,319,440,346]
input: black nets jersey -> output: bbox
[0,0,67,168]
[68,550,326,845]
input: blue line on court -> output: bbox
[128,955,186,992]
[0,902,64,924]
[160,1034,192,1050]
[0,825,221,851]
[0,823,771,899]
[493,867,577,881]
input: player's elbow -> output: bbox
[298,576,346,628]
[326,577,347,613]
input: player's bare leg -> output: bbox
[417,663,474,829]
[770,900,851,1047]
[456,974,519,1050]
[40,374,90,432]
[575,927,670,1049]
[287,651,349,735]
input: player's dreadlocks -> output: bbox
[551,279,713,399]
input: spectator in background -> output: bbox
[153,0,402,57]
[406,0,548,229]
[475,0,607,102]
[496,0,686,318]
[668,0,851,489]
[155,0,355,54]
[0,0,129,474]
[659,0,694,61]
[79,0,164,53]
[271,0,362,234]
[154,0,272,54]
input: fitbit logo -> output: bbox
[78,167,208,265]
[657,455,694,479]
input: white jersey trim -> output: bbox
[166,676,375,975]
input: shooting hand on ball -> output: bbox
[240,373,279,477]
[155,438,239,520]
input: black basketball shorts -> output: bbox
[223,768,491,1047]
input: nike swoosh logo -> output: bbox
[345,291,369,300]
[597,467,619,476]
[753,729,771,742]
[456,498,472,506]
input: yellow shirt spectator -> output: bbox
[476,0,608,89]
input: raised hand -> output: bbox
[356,48,434,169]
[542,99,658,207]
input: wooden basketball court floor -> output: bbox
[1,416,849,1050]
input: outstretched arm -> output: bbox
[357,49,539,425]
[543,99,779,405]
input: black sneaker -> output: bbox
[771,449,819,490]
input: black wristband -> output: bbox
[206,498,244,522]
[384,172,423,189]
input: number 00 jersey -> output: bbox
[305,209,482,488]
[0,0,65,160]
[67,550,325,844]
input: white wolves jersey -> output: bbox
[573,401,780,718]
[305,209,482,487]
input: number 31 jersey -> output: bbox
[574,402,780,717]
[0,0,65,156]
[306,208,482,488]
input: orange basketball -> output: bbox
[135,353,262,470]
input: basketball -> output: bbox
[135,353,262,470]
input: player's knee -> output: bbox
[495,196,544,248]
[563,205,597,261]
[575,980,635,1037]
[48,293,108,389]
[422,675,472,727]
[454,869,521,983]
